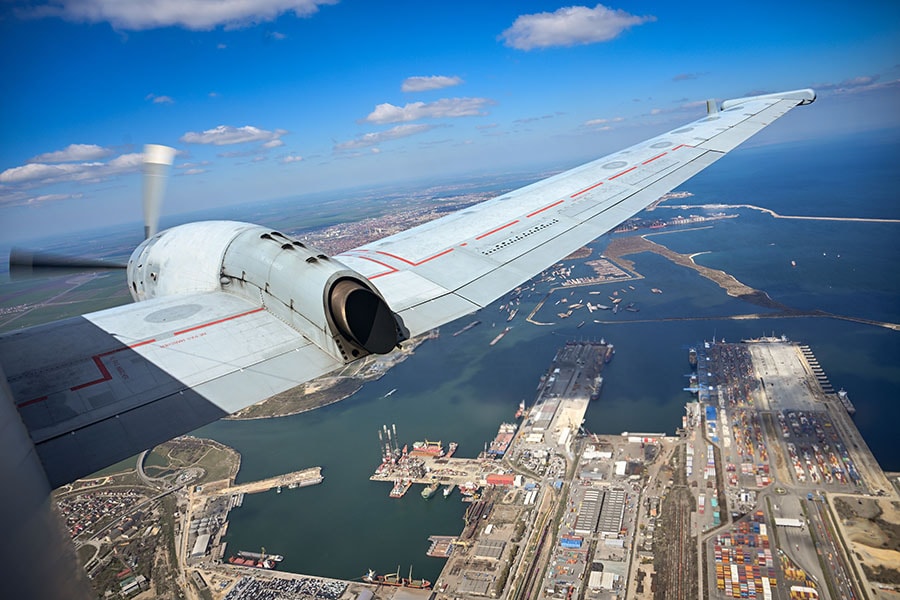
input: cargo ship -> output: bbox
[227,550,283,570]
[452,320,481,336]
[421,481,439,499]
[389,479,412,498]
[689,348,698,369]
[363,567,431,589]
[489,326,511,346]
[604,344,615,363]
[837,388,856,415]
[515,400,525,419]
[486,423,517,457]
[410,440,444,457]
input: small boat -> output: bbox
[421,482,439,499]
[443,484,454,498]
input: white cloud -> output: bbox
[0,152,142,185]
[26,0,338,31]
[281,154,303,163]
[180,168,206,176]
[584,116,623,127]
[0,191,84,208]
[334,124,435,151]
[501,4,655,50]
[401,75,463,93]
[180,125,287,146]
[217,43,227,50]
[27,143,112,163]
[815,75,900,95]
[262,139,285,149]
[146,93,174,104]
[364,97,493,124]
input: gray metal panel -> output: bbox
[0,290,342,485]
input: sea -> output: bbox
[6,130,900,582]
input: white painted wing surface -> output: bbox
[0,292,340,486]
[338,89,815,336]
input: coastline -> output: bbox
[226,329,440,420]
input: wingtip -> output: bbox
[721,88,816,110]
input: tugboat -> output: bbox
[515,400,525,419]
[443,484,454,498]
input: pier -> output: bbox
[208,467,323,496]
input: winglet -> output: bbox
[706,99,720,114]
[721,88,816,110]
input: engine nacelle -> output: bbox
[127,220,407,362]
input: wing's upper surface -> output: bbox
[0,292,341,486]
[1,88,814,487]
[338,89,815,337]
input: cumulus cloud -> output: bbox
[25,0,338,31]
[262,139,285,149]
[281,154,303,163]
[27,143,112,163]
[0,191,85,208]
[401,75,463,93]
[334,124,435,151]
[584,116,624,127]
[364,97,493,124]
[814,75,899,95]
[180,125,287,146]
[0,152,143,186]
[501,4,655,50]
[146,93,174,104]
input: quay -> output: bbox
[205,467,323,496]
[180,337,898,600]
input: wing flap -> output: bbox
[1,291,342,485]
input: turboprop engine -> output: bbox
[127,220,407,362]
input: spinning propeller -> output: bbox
[8,144,176,278]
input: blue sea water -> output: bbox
[191,131,900,580]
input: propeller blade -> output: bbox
[9,248,126,280]
[142,144,176,240]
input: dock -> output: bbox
[210,467,323,496]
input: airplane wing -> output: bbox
[0,88,814,487]
[0,292,342,486]
[338,89,816,336]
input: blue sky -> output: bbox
[1,0,898,243]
